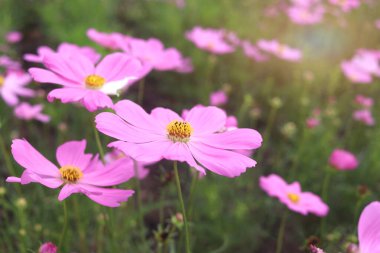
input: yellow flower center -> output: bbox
[287,193,300,204]
[85,74,106,89]
[166,120,193,143]
[0,75,4,87]
[59,165,83,183]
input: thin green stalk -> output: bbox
[173,161,191,253]
[92,118,105,163]
[58,201,68,250]
[188,170,199,221]
[73,198,87,253]
[320,166,333,237]
[257,106,278,163]
[275,211,288,253]
[133,160,144,229]
[138,79,145,105]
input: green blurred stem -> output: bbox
[320,166,333,237]
[275,211,288,253]
[173,161,191,253]
[58,200,68,250]
[133,160,144,230]
[257,106,278,163]
[188,170,199,221]
[92,116,105,163]
[354,195,365,224]
[138,79,145,105]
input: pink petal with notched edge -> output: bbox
[81,90,113,112]
[358,201,380,253]
[29,68,78,87]
[260,174,288,197]
[56,140,92,169]
[95,53,141,81]
[19,170,62,188]
[58,184,102,201]
[185,106,227,135]
[85,187,134,207]
[150,107,182,128]
[11,139,59,177]
[47,88,87,104]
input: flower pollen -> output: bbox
[0,75,4,87]
[167,120,193,143]
[287,193,300,204]
[85,74,106,89]
[59,165,83,183]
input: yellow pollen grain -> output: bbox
[287,193,300,204]
[167,120,193,143]
[59,165,83,183]
[0,75,4,87]
[85,74,106,89]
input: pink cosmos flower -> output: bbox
[329,0,361,12]
[6,31,22,43]
[96,100,262,177]
[24,42,101,64]
[0,55,21,70]
[306,117,320,128]
[14,102,50,123]
[241,40,268,62]
[28,52,142,111]
[0,71,34,106]
[6,139,134,207]
[287,5,325,25]
[357,201,380,253]
[118,37,192,74]
[257,39,302,62]
[329,149,359,170]
[186,27,235,54]
[39,242,57,253]
[375,19,380,29]
[87,28,128,50]
[355,95,373,108]
[260,174,329,216]
[341,61,373,84]
[105,149,149,180]
[209,90,228,106]
[353,109,375,126]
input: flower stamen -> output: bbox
[0,75,4,87]
[287,193,300,204]
[85,74,106,89]
[59,165,83,183]
[167,120,193,143]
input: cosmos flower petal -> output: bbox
[186,106,227,135]
[56,140,92,169]
[95,53,142,81]
[358,201,380,253]
[28,68,77,87]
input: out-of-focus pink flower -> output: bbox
[310,245,326,253]
[96,100,262,178]
[257,39,302,62]
[306,117,320,128]
[355,95,373,108]
[329,149,359,170]
[0,55,21,70]
[6,31,22,43]
[24,42,101,64]
[175,0,186,9]
[6,139,134,207]
[87,28,128,50]
[353,109,375,126]
[29,53,142,112]
[0,71,34,106]
[241,40,268,62]
[186,27,235,54]
[375,19,380,29]
[224,31,240,46]
[329,0,361,12]
[118,37,192,74]
[14,102,50,123]
[260,174,329,216]
[39,242,57,253]
[358,201,380,253]
[105,149,149,180]
[341,61,373,84]
[287,5,325,25]
[210,90,228,106]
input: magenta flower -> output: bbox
[6,139,134,207]
[257,39,302,62]
[341,61,373,83]
[329,0,360,12]
[24,42,101,64]
[329,149,359,170]
[260,174,329,216]
[209,90,228,106]
[0,55,21,70]
[186,27,235,54]
[96,100,262,177]
[29,52,142,111]
[5,31,22,43]
[355,95,373,108]
[14,102,50,123]
[0,71,34,106]
[241,40,268,62]
[306,117,320,128]
[39,242,57,253]
[287,5,325,25]
[87,28,128,50]
[375,19,380,30]
[353,109,375,126]
[105,149,149,180]
[358,201,380,253]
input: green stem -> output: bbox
[188,170,199,221]
[257,107,278,163]
[58,201,68,250]
[173,161,191,253]
[133,160,144,229]
[320,166,333,237]
[92,118,105,163]
[138,79,145,105]
[275,211,288,253]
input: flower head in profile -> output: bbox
[329,149,359,170]
[39,242,57,253]
[28,52,142,111]
[355,95,373,108]
[0,71,34,106]
[6,139,134,207]
[257,39,302,62]
[96,100,262,177]
[353,109,375,126]
[241,40,268,62]
[329,0,360,12]
[260,174,329,216]
[287,0,325,26]
[357,201,380,253]
[87,28,128,50]
[209,90,228,106]
[24,42,101,64]
[0,55,21,70]
[6,31,22,43]
[186,27,235,54]
[14,102,50,123]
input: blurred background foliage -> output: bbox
[0,0,380,252]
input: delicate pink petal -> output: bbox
[259,174,289,198]
[150,107,182,129]
[358,201,380,253]
[56,140,92,169]
[95,53,142,81]
[82,90,113,112]
[28,68,77,87]
[47,88,87,104]
[186,106,227,135]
